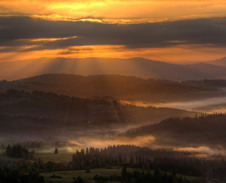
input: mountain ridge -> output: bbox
[0,57,226,81]
[1,74,224,103]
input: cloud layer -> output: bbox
[1,16,226,52]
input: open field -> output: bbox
[41,167,203,183]
[35,153,74,163]
[0,146,215,183]
[42,168,123,183]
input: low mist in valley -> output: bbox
[0,74,226,152]
[1,74,226,183]
[121,96,226,113]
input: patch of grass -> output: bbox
[35,153,73,163]
[42,168,204,183]
[42,167,127,183]
[179,174,204,183]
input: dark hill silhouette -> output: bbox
[208,57,226,67]
[182,79,226,88]
[124,114,226,147]
[0,74,223,103]
[0,57,226,81]
[0,90,196,137]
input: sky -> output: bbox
[0,0,226,63]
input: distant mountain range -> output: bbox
[182,79,226,88]
[0,57,226,81]
[208,57,226,67]
[1,74,225,103]
[193,103,226,113]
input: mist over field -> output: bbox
[0,74,226,152]
[121,96,226,113]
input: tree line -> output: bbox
[2,144,226,181]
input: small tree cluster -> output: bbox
[6,145,34,159]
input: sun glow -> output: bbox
[1,0,226,23]
[0,0,226,64]
[1,44,226,64]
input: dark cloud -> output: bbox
[0,16,226,51]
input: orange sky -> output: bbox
[1,0,226,22]
[1,45,226,64]
[0,0,226,64]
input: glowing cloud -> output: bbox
[0,0,226,23]
[0,1,226,64]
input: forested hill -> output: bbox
[0,74,223,103]
[182,79,226,88]
[124,114,226,147]
[0,90,196,135]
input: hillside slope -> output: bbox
[0,74,223,103]
[124,114,226,147]
[0,90,197,137]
